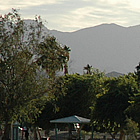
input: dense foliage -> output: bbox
[0,9,70,139]
[36,69,105,133]
[91,74,139,139]
[36,63,140,140]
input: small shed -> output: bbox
[50,115,93,140]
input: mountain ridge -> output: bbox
[50,23,140,34]
[23,20,140,75]
[48,23,140,74]
[105,71,124,77]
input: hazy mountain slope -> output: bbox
[105,71,124,77]
[49,23,140,74]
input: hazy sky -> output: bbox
[1,0,140,32]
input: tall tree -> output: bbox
[0,9,46,139]
[52,69,105,118]
[127,63,140,127]
[36,37,70,78]
[91,74,138,140]
[0,9,70,139]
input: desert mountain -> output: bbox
[105,71,124,77]
[48,23,140,74]
[23,20,140,75]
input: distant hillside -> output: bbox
[49,23,140,74]
[105,71,124,77]
[23,21,140,74]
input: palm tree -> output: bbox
[83,64,92,74]
[36,37,70,78]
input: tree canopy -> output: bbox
[91,74,139,139]
[36,69,105,132]
[0,9,70,139]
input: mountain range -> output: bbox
[24,20,140,75]
[47,23,140,75]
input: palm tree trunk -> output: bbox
[119,130,125,140]
[34,128,38,140]
[2,121,11,140]
[64,63,68,75]
[37,128,41,140]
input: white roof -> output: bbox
[50,115,90,124]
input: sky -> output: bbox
[1,0,140,32]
